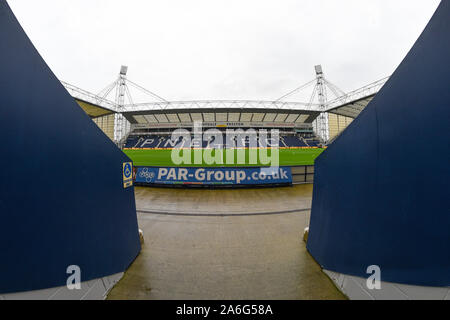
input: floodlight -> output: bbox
[315,65,323,75]
[120,65,128,76]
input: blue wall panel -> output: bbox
[307,0,450,287]
[0,1,140,294]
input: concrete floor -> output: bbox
[107,184,346,300]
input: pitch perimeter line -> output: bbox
[136,208,311,217]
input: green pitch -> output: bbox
[123,148,324,167]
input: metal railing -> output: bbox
[325,77,389,112]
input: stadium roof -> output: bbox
[326,95,375,118]
[74,98,116,118]
[325,77,389,119]
[121,101,321,125]
[62,76,389,123]
[62,81,117,118]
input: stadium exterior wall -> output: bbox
[327,113,353,141]
[307,0,450,291]
[0,1,140,296]
[92,113,116,141]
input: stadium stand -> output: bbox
[124,133,321,149]
[304,139,321,147]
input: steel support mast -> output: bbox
[313,65,329,142]
[114,66,128,143]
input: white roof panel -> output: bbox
[166,114,180,122]
[190,113,203,121]
[216,113,227,121]
[228,113,240,121]
[240,113,253,121]
[296,115,310,123]
[155,114,169,123]
[143,114,158,123]
[252,113,265,121]
[203,113,215,121]
[286,114,300,122]
[133,115,148,124]
[263,113,276,122]
[274,113,288,122]
[178,113,191,122]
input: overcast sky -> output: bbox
[8,0,441,102]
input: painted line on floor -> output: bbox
[136,208,311,217]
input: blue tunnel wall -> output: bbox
[307,0,450,287]
[0,1,140,294]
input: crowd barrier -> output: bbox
[133,165,314,187]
